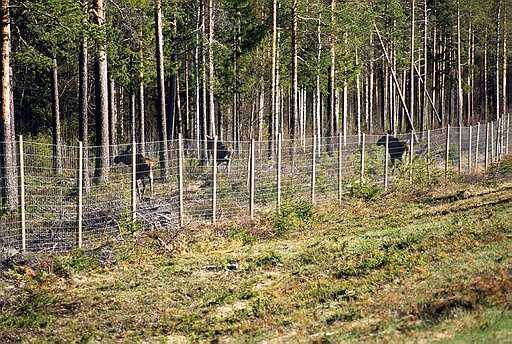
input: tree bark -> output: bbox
[94,0,109,182]
[154,0,169,179]
[51,58,62,174]
[456,1,463,126]
[0,0,17,210]
[291,0,298,141]
[208,0,215,136]
[78,6,90,193]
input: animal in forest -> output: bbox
[203,135,233,172]
[376,134,408,165]
[113,146,156,199]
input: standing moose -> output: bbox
[203,135,233,173]
[114,145,156,200]
[376,134,408,166]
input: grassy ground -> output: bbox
[1,163,512,343]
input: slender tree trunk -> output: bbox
[422,0,428,131]
[356,49,362,143]
[329,0,336,147]
[291,0,298,141]
[138,80,145,154]
[195,0,201,158]
[94,0,109,182]
[208,0,215,136]
[0,0,17,210]
[484,31,488,122]
[495,0,501,121]
[154,0,169,179]
[271,0,277,155]
[369,31,374,132]
[108,75,118,155]
[502,15,507,115]
[78,8,90,193]
[51,58,62,174]
[456,1,463,126]
[410,0,415,131]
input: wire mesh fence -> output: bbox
[0,115,510,253]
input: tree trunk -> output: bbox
[94,0,109,182]
[208,0,215,136]
[410,0,415,131]
[456,1,463,126]
[51,58,62,174]
[0,0,17,210]
[108,75,118,155]
[329,0,336,145]
[270,0,277,155]
[154,0,169,179]
[291,0,298,141]
[495,0,501,121]
[78,9,90,193]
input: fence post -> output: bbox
[19,135,26,252]
[178,133,184,227]
[409,130,414,183]
[277,133,282,211]
[458,126,462,174]
[212,136,217,224]
[490,121,495,163]
[475,123,480,173]
[384,134,389,191]
[507,113,510,155]
[78,141,83,249]
[338,133,342,205]
[468,126,472,173]
[360,133,365,183]
[445,124,450,182]
[311,135,316,204]
[485,122,489,171]
[427,129,431,181]
[132,141,137,222]
[250,138,255,220]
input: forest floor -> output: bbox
[1,158,512,343]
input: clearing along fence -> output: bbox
[0,115,510,253]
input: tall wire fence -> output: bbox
[0,115,510,253]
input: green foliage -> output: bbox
[269,199,315,235]
[347,179,382,201]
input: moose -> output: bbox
[203,135,233,173]
[113,145,156,200]
[376,134,408,166]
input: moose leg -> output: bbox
[149,169,154,198]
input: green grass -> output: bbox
[1,176,511,343]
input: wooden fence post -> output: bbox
[338,133,342,205]
[178,133,184,227]
[490,121,495,163]
[427,129,431,181]
[485,122,489,171]
[250,138,255,220]
[212,136,217,224]
[475,123,480,173]
[311,135,316,204]
[19,135,26,252]
[277,133,282,211]
[132,141,137,222]
[78,141,83,248]
[409,130,414,182]
[445,124,450,182]
[458,126,462,174]
[360,133,365,183]
[468,125,472,173]
[384,134,389,191]
[507,113,510,155]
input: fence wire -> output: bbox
[0,117,510,252]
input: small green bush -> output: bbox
[347,179,382,201]
[269,199,315,235]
